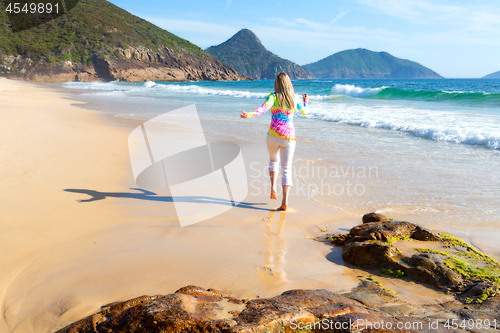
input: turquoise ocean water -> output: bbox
[62,79,500,229]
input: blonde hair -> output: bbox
[274,72,295,111]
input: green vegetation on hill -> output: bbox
[0,0,206,64]
[483,71,500,79]
[302,48,442,79]
[205,29,312,79]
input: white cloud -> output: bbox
[330,10,350,24]
[142,17,239,48]
[263,18,299,28]
[356,0,500,29]
[145,15,402,54]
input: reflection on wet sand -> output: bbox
[258,210,288,288]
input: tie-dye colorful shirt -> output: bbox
[248,93,307,141]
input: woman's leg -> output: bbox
[269,171,278,199]
[278,139,296,209]
[281,185,291,207]
[266,136,280,199]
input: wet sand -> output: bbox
[0,78,359,332]
[0,78,490,333]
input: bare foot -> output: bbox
[270,190,277,200]
[277,205,287,211]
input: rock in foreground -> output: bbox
[56,284,500,333]
[56,215,500,332]
[338,217,500,304]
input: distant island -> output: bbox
[302,48,442,79]
[0,0,246,82]
[483,71,500,79]
[206,29,313,80]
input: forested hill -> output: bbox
[302,48,443,79]
[483,71,500,79]
[206,29,313,80]
[0,0,246,82]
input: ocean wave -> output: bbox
[64,81,274,99]
[142,82,342,102]
[326,84,500,105]
[63,82,500,106]
[64,81,346,101]
[143,81,156,88]
[330,84,385,97]
[63,81,127,91]
[373,87,500,105]
[306,105,500,150]
[145,82,270,99]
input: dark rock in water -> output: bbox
[362,212,387,223]
[341,215,500,304]
[330,233,353,247]
[342,241,404,270]
[347,220,441,243]
[342,241,463,290]
[403,253,463,290]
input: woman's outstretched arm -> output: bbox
[241,93,275,118]
[297,93,309,116]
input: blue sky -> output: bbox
[107,0,500,78]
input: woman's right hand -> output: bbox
[240,110,249,118]
[302,94,309,104]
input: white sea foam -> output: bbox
[306,103,500,149]
[64,81,335,101]
[150,83,270,99]
[330,84,384,97]
[146,84,347,101]
[64,81,273,99]
[143,81,156,88]
[62,81,499,149]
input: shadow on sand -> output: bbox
[64,188,271,211]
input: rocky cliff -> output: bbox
[2,46,246,82]
[206,29,313,80]
[0,0,248,82]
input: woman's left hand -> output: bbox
[240,110,250,118]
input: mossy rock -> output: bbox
[340,221,500,303]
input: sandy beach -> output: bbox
[2,78,497,333]
[0,78,358,332]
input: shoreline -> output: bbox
[0,78,358,332]
[57,79,500,227]
[56,217,500,333]
[1,78,498,333]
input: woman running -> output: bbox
[240,72,308,211]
